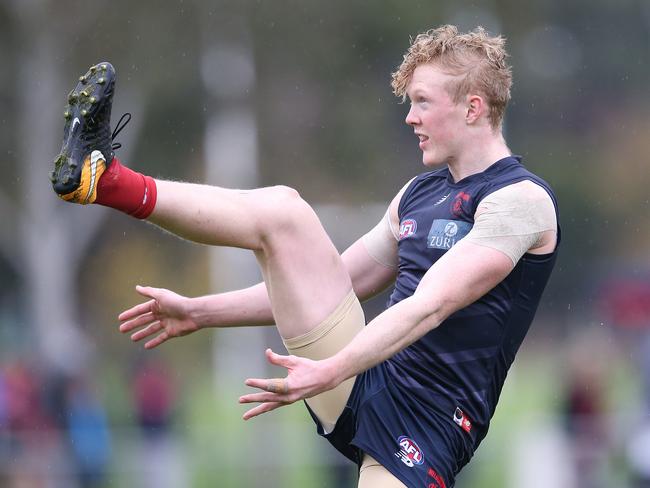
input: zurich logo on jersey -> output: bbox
[427,219,472,250]
[398,219,417,240]
[394,435,425,467]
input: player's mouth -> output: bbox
[415,133,429,149]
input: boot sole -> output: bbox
[51,62,115,203]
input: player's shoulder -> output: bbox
[492,180,553,203]
[477,180,556,222]
[485,156,554,189]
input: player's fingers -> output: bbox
[245,377,290,394]
[144,331,169,350]
[136,285,166,301]
[119,311,156,332]
[242,402,287,421]
[239,391,284,404]
[117,300,155,322]
[264,348,293,368]
[130,321,162,342]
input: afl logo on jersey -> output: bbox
[394,435,424,467]
[398,219,417,240]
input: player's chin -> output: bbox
[421,152,444,168]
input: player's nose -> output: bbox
[405,105,420,126]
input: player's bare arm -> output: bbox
[118,283,274,349]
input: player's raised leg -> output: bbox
[149,181,355,339]
[51,62,364,430]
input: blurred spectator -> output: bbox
[131,358,187,488]
[562,331,610,488]
[626,332,650,488]
[65,376,111,488]
[1,362,69,488]
[0,369,7,427]
[600,277,650,486]
[133,359,175,437]
[4,363,52,437]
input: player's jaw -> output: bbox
[414,132,449,167]
[415,132,436,166]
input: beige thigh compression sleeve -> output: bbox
[358,455,407,488]
[282,290,365,433]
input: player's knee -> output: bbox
[258,185,314,236]
[270,185,302,203]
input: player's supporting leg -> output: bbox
[51,62,363,430]
[359,455,408,488]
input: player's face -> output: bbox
[405,64,467,167]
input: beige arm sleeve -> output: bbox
[464,180,557,265]
[361,209,399,268]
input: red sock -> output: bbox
[95,157,157,219]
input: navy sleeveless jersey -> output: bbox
[386,155,560,448]
[311,156,560,488]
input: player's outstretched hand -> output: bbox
[118,285,199,349]
[239,348,338,420]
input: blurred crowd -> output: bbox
[1,324,650,488]
[0,358,177,488]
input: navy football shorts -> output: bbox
[305,361,474,488]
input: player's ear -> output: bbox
[465,95,484,125]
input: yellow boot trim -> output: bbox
[58,150,106,204]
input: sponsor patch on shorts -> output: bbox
[427,219,472,250]
[453,407,472,434]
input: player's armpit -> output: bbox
[464,180,557,265]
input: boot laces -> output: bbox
[111,113,131,151]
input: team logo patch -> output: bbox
[394,435,424,467]
[427,219,472,250]
[398,219,418,240]
[451,191,471,217]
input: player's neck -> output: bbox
[447,132,511,182]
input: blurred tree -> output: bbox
[1,0,102,371]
